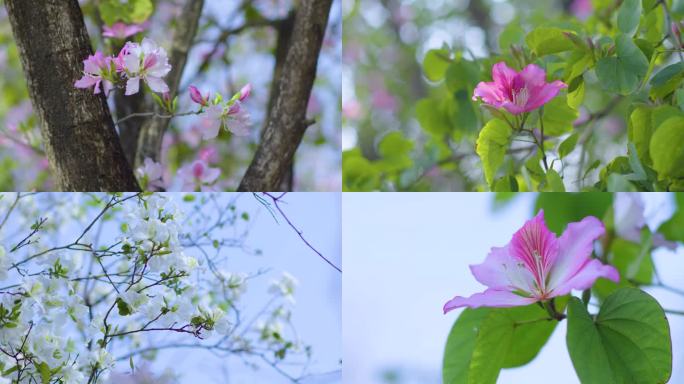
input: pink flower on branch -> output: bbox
[178,159,221,191]
[472,62,567,115]
[443,210,619,313]
[102,22,145,39]
[74,51,114,95]
[118,38,171,95]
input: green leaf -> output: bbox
[658,194,684,242]
[99,0,154,25]
[650,62,684,87]
[116,298,132,316]
[416,98,452,136]
[443,304,563,384]
[376,131,414,172]
[476,119,512,188]
[342,149,380,191]
[595,34,649,95]
[525,27,575,57]
[499,21,525,50]
[650,116,684,179]
[37,362,50,384]
[628,106,655,165]
[559,133,579,159]
[594,235,654,300]
[545,169,566,191]
[493,175,519,192]
[542,97,579,136]
[443,308,490,384]
[535,193,612,234]
[423,49,451,82]
[567,78,585,109]
[618,0,642,36]
[566,289,672,384]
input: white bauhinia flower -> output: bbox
[268,272,299,303]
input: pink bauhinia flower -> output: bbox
[118,38,172,95]
[443,210,619,313]
[472,62,567,115]
[74,51,114,95]
[177,159,221,191]
[135,157,165,191]
[102,22,145,39]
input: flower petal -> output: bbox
[524,80,567,112]
[145,76,169,94]
[470,245,535,293]
[473,81,505,105]
[518,64,548,88]
[125,77,140,96]
[546,216,605,292]
[549,259,619,297]
[74,76,98,89]
[491,61,517,90]
[443,288,536,313]
[510,210,559,280]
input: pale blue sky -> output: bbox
[342,193,684,384]
[151,193,342,383]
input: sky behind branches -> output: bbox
[2,193,341,384]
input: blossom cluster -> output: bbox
[136,84,253,191]
[0,194,302,383]
[73,24,255,192]
[74,37,171,96]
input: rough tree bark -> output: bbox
[237,0,332,191]
[134,0,204,168]
[266,12,296,191]
[5,0,140,191]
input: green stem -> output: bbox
[538,109,549,172]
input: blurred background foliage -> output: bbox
[342,0,684,191]
[0,0,341,191]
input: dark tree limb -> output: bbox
[134,0,205,167]
[238,0,332,191]
[268,12,296,191]
[5,0,140,191]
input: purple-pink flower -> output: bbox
[74,51,114,95]
[443,210,619,313]
[135,157,165,191]
[472,62,567,115]
[177,159,221,191]
[102,22,145,40]
[189,85,211,106]
[118,38,171,95]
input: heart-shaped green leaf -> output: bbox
[566,288,672,384]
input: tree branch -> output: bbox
[4,0,140,191]
[238,0,333,191]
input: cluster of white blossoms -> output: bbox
[0,193,304,383]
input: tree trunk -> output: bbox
[134,0,204,167]
[238,0,332,191]
[4,0,140,191]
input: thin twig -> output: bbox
[259,193,341,273]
